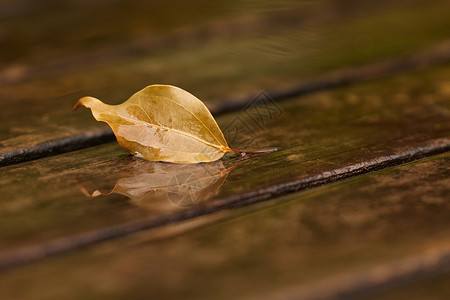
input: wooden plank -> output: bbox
[2,0,450,165]
[363,271,450,300]
[0,63,448,267]
[0,153,448,299]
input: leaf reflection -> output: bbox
[76,157,240,210]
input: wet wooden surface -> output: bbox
[0,153,448,299]
[0,63,449,267]
[2,0,450,165]
[365,270,450,300]
[1,1,450,299]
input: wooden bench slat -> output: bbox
[0,153,448,299]
[364,269,450,300]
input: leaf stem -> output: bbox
[227,147,278,154]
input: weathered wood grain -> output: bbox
[0,63,448,268]
[2,0,450,166]
[0,153,448,299]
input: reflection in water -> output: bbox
[76,157,240,210]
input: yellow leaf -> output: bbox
[74,84,276,163]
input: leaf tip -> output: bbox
[73,98,85,111]
[73,96,98,111]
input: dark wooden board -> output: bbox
[0,153,448,299]
[363,270,450,300]
[2,2,449,298]
[0,63,448,267]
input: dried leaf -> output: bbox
[74,85,276,164]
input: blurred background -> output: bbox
[2,0,450,100]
